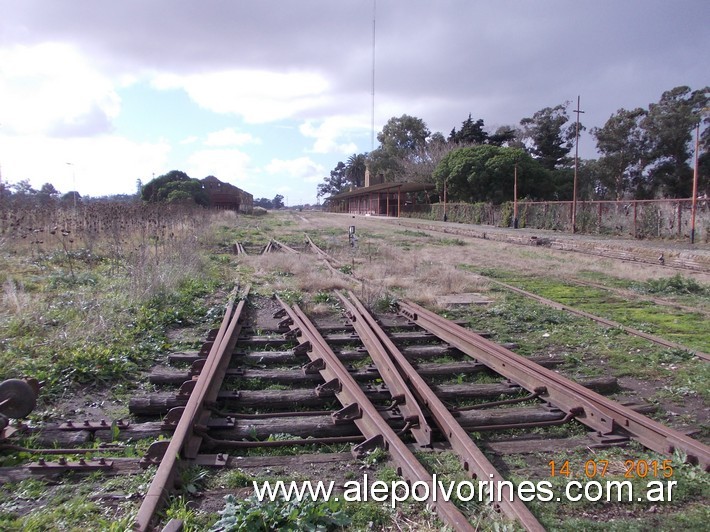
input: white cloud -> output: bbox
[151,69,330,123]
[0,43,121,136]
[186,149,252,182]
[179,135,199,145]
[0,134,171,196]
[299,115,367,154]
[266,157,325,183]
[204,128,260,147]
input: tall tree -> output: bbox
[317,161,349,199]
[369,114,431,181]
[642,85,709,197]
[520,103,579,170]
[489,126,520,147]
[37,182,60,205]
[399,132,455,184]
[10,179,36,196]
[449,114,489,144]
[592,107,647,199]
[344,154,367,188]
[272,194,285,209]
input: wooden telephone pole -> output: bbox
[572,96,585,233]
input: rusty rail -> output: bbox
[341,291,545,531]
[484,277,710,362]
[304,233,343,267]
[134,285,250,531]
[334,290,432,446]
[398,299,710,470]
[271,238,300,254]
[304,233,355,281]
[275,296,475,532]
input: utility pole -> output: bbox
[443,178,448,222]
[0,123,3,200]
[691,121,701,244]
[513,161,519,228]
[572,96,585,233]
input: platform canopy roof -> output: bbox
[327,182,435,202]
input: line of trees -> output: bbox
[317,85,708,204]
[254,194,285,209]
[0,179,131,205]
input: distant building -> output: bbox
[326,182,434,217]
[201,176,253,213]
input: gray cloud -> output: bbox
[3,0,708,148]
[47,104,114,137]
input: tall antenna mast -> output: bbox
[371,0,376,152]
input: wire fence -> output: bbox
[401,198,710,242]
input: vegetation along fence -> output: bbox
[402,198,710,241]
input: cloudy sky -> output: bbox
[1,0,708,204]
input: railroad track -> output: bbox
[2,277,707,530]
[375,216,710,274]
[304,224,710,361]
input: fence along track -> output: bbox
[398,299,710,471]
[275,295,476,532]
[134,284,250,532]
[336,290,545,532]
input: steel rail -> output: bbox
[334,290,432,447]
[271,238,300,254]
[275,296,475,532]
[484,277,710,362]
[134,285,250,531]
[398,299,710,471]
[304,233,343,266]
[342,291,545,531]
[304,233,355,281]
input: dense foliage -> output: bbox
[141,170,209,205]
[254,194,285,209]
[433,146,552,203]
[318,84,708,203]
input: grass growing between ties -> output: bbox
[0,467,157,530]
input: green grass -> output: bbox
[442,279,708,400]
[0,276,224,397]
[633,274,708,297]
